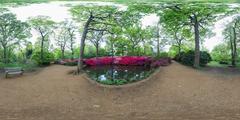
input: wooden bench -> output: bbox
[4,67,24,78]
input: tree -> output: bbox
[71,5,119,72]
[60,20,76,60]
[0,9,30,63]
[55,26,69,59]
[223,16,240,67]
[115,37,129,56]
[66,22,76,60]
[54,21,76,59]
[162,4,230,68]
[88,31,104,58]
[125,26,143,55]
[29,16,55,65]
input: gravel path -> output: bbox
[0,62,240,120]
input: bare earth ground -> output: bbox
[0,62,240,120]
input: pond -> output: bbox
[84,65,155,85]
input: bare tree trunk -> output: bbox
[41,37,44,64]
[157,39,160,57]
[178,45,181,58]
[96,43,99,58]
[77,15,93,73]
[193,17,200,68]
[71,47,74,60]
[232,27,237,67]
[122,46,124,56]
[39,30,45,65]
[70,36,74,60]
[157,24,160,57]
[61,50,65,59]
[3,46,7,63]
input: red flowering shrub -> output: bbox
[150,57,172,68]
[57,59,78,65]
[58,57,171,67]
[84,56,153,66]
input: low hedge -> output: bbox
[175,50,212,66]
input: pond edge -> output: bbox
[83,67,160,89]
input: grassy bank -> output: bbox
[208,61,240,68]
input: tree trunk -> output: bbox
[70,36,74,60]
[61,50,65,59]
[122,46,124,56]
[157,24,160,57]
[193,17,200,68]
[232,27,237,67]
[77,14,93,73]
[96,44,99,58]
[3,46,7,63]
[41,37,44,64]
[157,38,160,57]
[71,48,74,60]
[178,45,181,58]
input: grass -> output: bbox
[207,61,240,68]
[1,0,240,4]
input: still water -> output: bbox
[84,65,155,85]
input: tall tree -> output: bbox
[71,5,119,72]
[29,16,55,64]
[55,25,69,59]
[0,9,30,63]
[66,21,76,60]
[162,4,230,68]
[223,17,240,67]
[88,31,104,58]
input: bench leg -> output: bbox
[5,74,8,78]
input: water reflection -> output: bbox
[84,65,155,85]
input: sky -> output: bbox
[6,1,239,51]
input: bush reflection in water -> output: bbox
[84,65,155,85]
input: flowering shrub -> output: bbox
[56,59,78,66]
[57,57,172,67]
[150,57,172,68]
[83,56,153,66]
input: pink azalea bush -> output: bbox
[83,56,153,66]
[83,56,171,67]
[150,57,172,68]
[58,56,172,67]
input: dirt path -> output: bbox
[0,62,240,120]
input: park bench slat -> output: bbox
[4,67,24,78]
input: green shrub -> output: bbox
[32,51,55,65]
[64,62,77,66]
[0,61,38,71]
[175,50,212,66]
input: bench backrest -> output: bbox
[4,67,23,72]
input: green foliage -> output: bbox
[99,79,128,85]
[0,61,38,71]
[0,9,31,63]
[32,51,55,65]
[211,44,230,62]
[176,50,212,66]
[155,52,169,59]
[1,0,240,4]
[64,62,77,66]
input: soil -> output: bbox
[0,62,240,120]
